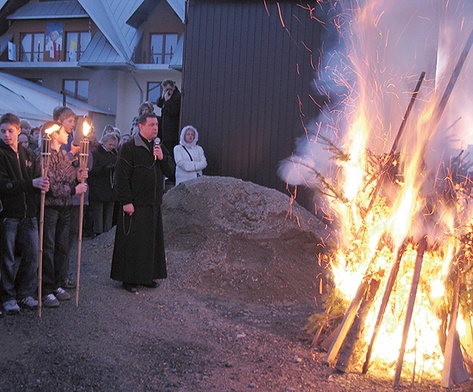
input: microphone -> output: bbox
[154,137,161,160]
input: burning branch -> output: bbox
[362,240,408,374]
[393,236,427,387]
[364,71,426,216]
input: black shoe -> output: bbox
[142,281,159,288]
[62,277,76,289]
[122,283,138,293]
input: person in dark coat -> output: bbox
[110,112,175,293]
[0,113,49,314]
[156,79,181,159]
[88,132,118,235]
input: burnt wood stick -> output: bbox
[449,332,470,386]
[441,268,469,387]
[362,241,408,374]
[393,236,427,387]
[433,29,473,125]
[326,236,390,365]
[325,278,370,366]
[364,72,425,216]
[336,278,380,373]
[389,72,426,155]
[464,302,473,361]
[312,306,332,347]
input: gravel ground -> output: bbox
[1,177,472,391]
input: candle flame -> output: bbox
[83,120,91,137]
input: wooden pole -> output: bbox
[389,72,426,155]
[325,236,389,366]
[38,190,46,318]
[75,119,90,306]
[393,236,427,387]
[37,135,51,317]
[362,241,408,373]
[325,278,370,366]
[433,29,473,125]
[441,268,460,388]
[441,266,471,388]
[312,306,332,347]
[75,192,85,306]
[364,72,425,216]
[336,278,380,373]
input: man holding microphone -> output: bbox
[110,112,175,293]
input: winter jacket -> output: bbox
[44,149,78,207]
[0,140,40,219]
[156,87,181,145]
[173,126,208,185]
[89,145,117,202]
[115,133,175,207]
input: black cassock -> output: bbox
[110,134,175,285]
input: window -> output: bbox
[20,33,44,62]
[63,79,89,101]
[147,82,162,103]
[150,34,178,64]
[66,31,91,62]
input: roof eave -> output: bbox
[7,15,88,20]
[78,62,135,71]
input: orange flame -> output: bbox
[83,120,91,137]
[43,124,61,136]
[316,0,473,383]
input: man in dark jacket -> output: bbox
[156,79,181,159]
[110,112,175,293]
[0,113,49,314]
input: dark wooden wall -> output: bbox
[181,0,323,192]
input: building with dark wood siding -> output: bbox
[181,1,323,192]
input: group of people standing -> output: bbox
[0,109,88,315]
[0,79,208,315]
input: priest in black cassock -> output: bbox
[111,112,175,293]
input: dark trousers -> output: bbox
[0,217,38,301]
[42,206,71,296]
[90,200,115,234]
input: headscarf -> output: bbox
[179,125,199,148]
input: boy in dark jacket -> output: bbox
[0,113,49,314]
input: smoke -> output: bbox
[279,0,473,203]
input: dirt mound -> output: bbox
[163,176,331,304]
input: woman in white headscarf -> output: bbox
[173,125,207,185]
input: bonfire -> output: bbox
[279,0,473,388]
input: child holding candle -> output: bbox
[40,121,88,308]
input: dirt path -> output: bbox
[2,178,473,391]
[0,232,470,391]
